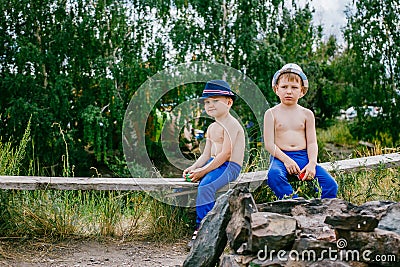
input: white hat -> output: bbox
[271,63,308,94]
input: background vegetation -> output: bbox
[0,122,399,241]
[0,0,399,176]
[0,0,399,240]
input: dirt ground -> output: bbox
[0,238,188,267]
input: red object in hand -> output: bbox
[298,172,306,180]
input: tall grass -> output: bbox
[0,119,31,175]
[0,121,193,241]
[1,189,193,240]
[334,146,400,204]
[1,120,398,241]
[318,121,400,204]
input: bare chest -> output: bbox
[208,123,224,143]
[274,116,306,132]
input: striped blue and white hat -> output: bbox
[200,80,236,101]
[272,63,308,94]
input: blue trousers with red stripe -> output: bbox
[267,149,338,199]
[196,159,241,227]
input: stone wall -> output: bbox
[184,187,400,267]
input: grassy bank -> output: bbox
[0,121,399,241]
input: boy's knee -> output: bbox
[322,180,338,198]
[267,168,285,183]
[198,184,216,198]
[331,181,339,194]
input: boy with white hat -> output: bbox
[264,63,338,199]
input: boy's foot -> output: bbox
[187,230,198,251]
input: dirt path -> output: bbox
[0,238,188,267]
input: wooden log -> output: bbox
[319,152,400,172]
[0,176,194,191]
[0,153,399,191]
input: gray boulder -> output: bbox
[183,189,234,267]
[226,187,258,253]
[250,212,297,253]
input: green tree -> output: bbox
[0,0,160,175]
[343,0,400,145]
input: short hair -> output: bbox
[276,72,303,86]
[274,73,305,93]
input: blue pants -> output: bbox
[196,159,241,227]
[267,150,338,199]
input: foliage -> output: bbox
[336,165,400,205]
[317,122,357,147]
[0,119,31,176]
[0,121,399,240]
[343,0,400,145]
[0,0,399,177]
[0,0,319,175]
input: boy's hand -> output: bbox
[283,159,301,175]
[187,168,206,182]
[183,166,195,177]
[299,163,316,181]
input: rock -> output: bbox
[324,214,379,231]
[257,198,355,242]
[291,198,352,241]
[336,228,400,266]
[219,254,245,267]
[215,192,399,267]
[183,189,234,267]
[308,260,352,267]
[291,237,337,260]
[250,254,288,267]
[344,262,369,267]
[226,187,258,253]
[351,200,395,219]
[256,198,309,215]
[378,203,400,235]
[250,212,297,253]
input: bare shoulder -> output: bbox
[227,115,244,133]
[264,106,278,118]
[298,106,315,125]
[300,106,315,118]
[208,121,218,129]
[206,122,218,136]
[264,107,274,115]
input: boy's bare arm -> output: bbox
[299,109,318,179]
[305,109,318,164]
[182,130,212,177]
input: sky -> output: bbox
[295,0,354,43]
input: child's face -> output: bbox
[274,75,304,105]
[203,96,232,117]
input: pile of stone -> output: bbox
[183,187,400,267]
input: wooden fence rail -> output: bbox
[0,153,399,191]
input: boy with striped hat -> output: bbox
[183,80,245,247]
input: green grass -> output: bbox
[0,121,193,241]
[0,119,30,176]
[317,122,357,146]
[0,189,193,240]
[0,120,399,241]
[335,165,400,204]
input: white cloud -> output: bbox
[295,0,354,43]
